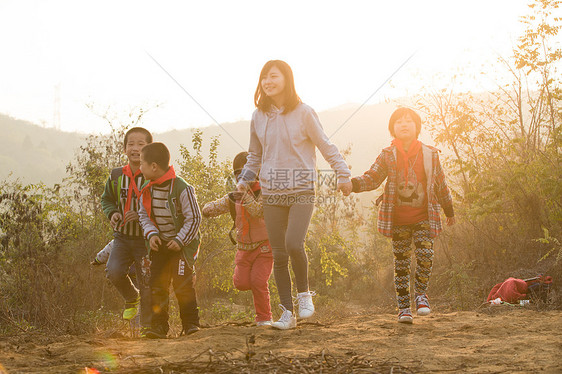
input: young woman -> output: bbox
[237,60,352,329]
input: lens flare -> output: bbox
[95,351,118,370]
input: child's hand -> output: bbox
[149,236,162,251]
[167,240,181,251]
[201,204,212,217]
[337,181,353,196]
[110,213,122,229]
[446,216,456,226]
[90,258,103,266]
[124,210,139,223]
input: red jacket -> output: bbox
[487,277,528,303]
[352,143,454,238]
[234,183,268,245]
[202,181,268,250]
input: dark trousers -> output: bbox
[150,243,199,332]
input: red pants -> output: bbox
[233,243,273,322]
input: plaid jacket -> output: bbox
[352,143,454,238]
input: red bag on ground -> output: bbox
[487,277,528,303]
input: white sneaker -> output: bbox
[296,291,316,319]
[398,308,413,324]
[415,294,431,316]
[256,320,272,327]
[271,305,296,330]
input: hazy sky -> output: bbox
[0,0,530,134]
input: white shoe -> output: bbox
[296,291,316,319]
[415,294,431,316]
[256,320,272,327]
[398,308,413,324]
[271,305,296,330]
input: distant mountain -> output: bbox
[1,102,399,205]
[0,114,86,186]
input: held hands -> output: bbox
[234,183,252,202]
[236,183,248,193]
[446,216,456,226]
[337,181,353,196]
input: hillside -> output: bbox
[1,102,400,189]
[0,114,86,186]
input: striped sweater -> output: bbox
[150,181,178,241]
[138,177,202,263]
[352,143,454,238]
[101,167,146,237]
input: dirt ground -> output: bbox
[0,307,560,373]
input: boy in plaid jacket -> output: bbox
[351,107,455,323]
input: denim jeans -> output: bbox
[106,232,151,327]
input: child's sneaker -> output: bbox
[398,308,413,324]
[296,291,316,319]
[415,293,431,316]
[122,296,140,320]
[271,305,297,330]
[256,320,272,327]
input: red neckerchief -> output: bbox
[391,139,422,184]
[122,164,143,215]
[140,165,176,220]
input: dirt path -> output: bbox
[0,308,560,373]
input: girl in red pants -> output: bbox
[202,152,273,326]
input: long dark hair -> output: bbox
[254,60,301,114]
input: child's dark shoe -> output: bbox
[144,325,168,339]
[181,324,200,336]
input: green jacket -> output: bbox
[100,167,146,237]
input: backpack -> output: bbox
[524,275,553,303]
[226,187,262,245]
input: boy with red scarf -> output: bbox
[138,142,202,338]
[351,108,455,324]
[101,127,152,331]
[202,152,274,326]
